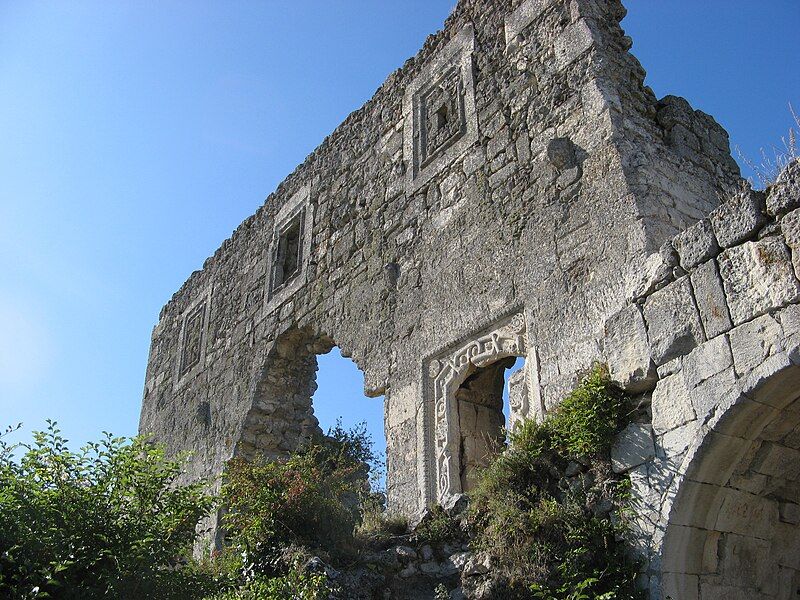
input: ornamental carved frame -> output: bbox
[403,23,477,193]
[422,310,529,506]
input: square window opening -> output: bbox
[272,210,304,293]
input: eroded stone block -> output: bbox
[644,276,705,365]
[741,351,800,408]
[710,190,767,248]
[611,423,655,473]
[728,314,784,376]
[766,158,800,216]
[718,238,800,326]
[782,206,800,280]
[682,335,732,388]
[652,372,696,435]
[554,19,594,71]
[690,259,733,339]
[603,304,657,393]
[673,218,719,271]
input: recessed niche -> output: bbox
[403,24,477,192]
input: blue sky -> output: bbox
[1,1,798,463]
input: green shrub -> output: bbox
[204,568,329,600]
[548,365,629,460]
[466,365,643,599]
[220,421,381,574]
[411,504,462,547]
[0,422,215,599]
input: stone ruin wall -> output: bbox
[139,0,741,523]
[601,162,800,598]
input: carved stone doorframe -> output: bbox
[422,311,531,506]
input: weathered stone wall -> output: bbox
[604,161,800,598]
[139,0,740,529]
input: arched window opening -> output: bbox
[313,347,386,491]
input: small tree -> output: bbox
[0,422,215,599]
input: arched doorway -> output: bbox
[424,311,540,504]
[454,356,517,492]
[660,363,800,599]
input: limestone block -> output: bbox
[715,487,779,538]
[710,190,767,248]
[659,420,700,460]
[728,314,784,376]
[681,335,732,388]
[753,442,800,480]
[779,502,800,524]
[643,276,705,365]
[657,356,683,378]
[782,207,800,279]
[668,480,721,530]
[766,158,800,216]
[690,367,738,422]
[503,0,558,48]
[554,19,594,71]
[660,525,707,573]
[690,260,733,339]
[660,572,699,600]
[611,423,655,473]
[774,521,800,570]
[697,584,758,600]
[714,533,771,589]
[711,396,779,442]
[673,218,719,271]
[603,304,656,393]
[742,351,800,408]
[652,373,696,435]
[628,250,673,300]
[718,238,800,326]
[778,303,800,351]
[684,430,751,486]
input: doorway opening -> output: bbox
[455,356,526,492]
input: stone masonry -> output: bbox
[135,1,797,596]
[604,161,800,598]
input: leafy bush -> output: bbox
[411,504,462,547]
[548,365,629,460]
[0,422,215,599]
[220,421,382,578]
[466,365,643,599]
[204,567,329,600]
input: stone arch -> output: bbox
[659,361,800,599]
[423,311,541,505]
[235,327,336,461]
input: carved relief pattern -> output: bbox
[427,312,527,502]
[180,302,206,377]
[419,65,465,166]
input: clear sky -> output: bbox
[1,1,798,464]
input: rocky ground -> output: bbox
[300,496,495,600]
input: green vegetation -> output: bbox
[0,420,382,600]
[219,421,383,574]
[1,367,644,599]
[466,365,643,599]
[0,422,215,599]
